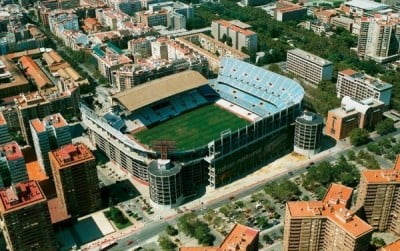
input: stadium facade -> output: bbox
[81,58,304,208]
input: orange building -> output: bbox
[379,239,400,251]
[180,224,259,251]
[0,181,57,250]
[18,55,53,90]
[355,156,400,234]
[50,143,101,217]
[283,183,373,251]
[326,96,384,140]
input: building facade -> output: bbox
[326,96,384,140]
[0,112,11,145]
[50,143,101,217]
[294,112,324,156]
[211,19,258,53]
[0,142,28,187]
[0,181,57,251]
[355,157,400,234]
[337,69,392,106]
[357,14,400,63]
[30,113,71,178]
[287,48,334,84]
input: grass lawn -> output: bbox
[104,207,132,230]
[134,104,249,150]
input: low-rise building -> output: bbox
[286,48,333,84]
[0,55,29,99]
[177,33,250,72]
[95,8,132,31]
[136,9,169,27]
[211,19,257,53]
[92,42,132,85]
[325,96,384,140]
[274,1,307,22]
[331,16,354,32]
[337,69,392,106]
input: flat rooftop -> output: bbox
[31,113,68,133]
[50,143,94,170]
[288,48,332,66]
[344,0,388,11]
[0,56,29,90]
[0,181,45,213]
[340,69,392,91]
[113,70,208,112]
[0,141,23,161]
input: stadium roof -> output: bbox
[344,0,388,11]
[113,70,208,112]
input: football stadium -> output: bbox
[81,57,305,207]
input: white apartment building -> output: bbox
[357,14,400,63]
[337,69,392,106]
[286,48,333,84]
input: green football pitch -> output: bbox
[134,104,249,150]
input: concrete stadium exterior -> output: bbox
[81,58,305,208]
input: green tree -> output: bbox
[264,179,301,202]
[350,128,370,146]
[371,237,386,248]
[376,119,395,135]
[347,150,356,161]
[158,235,177,251]
[263,234,273,245]
[165,225,178,236]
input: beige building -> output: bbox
[211,19,257,53]
[337,69,392,106]
[286,48,333,84]
[357,14,400,63]
[356,156,400,234]
[284,183,373,251]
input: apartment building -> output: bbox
[0,142,28,187]
[48,9,79,38]
[0,181,57,251]
[337,69,392,106]
[95,8,131,30]
[128,37,154,57]
[357,14,400,63]
[136,10,169,27]
[379,240,400,251]
[287,48,333,84]
[326,96,384,140]
[355,157,400,234]
[0,112,11,145]
[50,143,101,217]
[92,43,132,86]
[331,16,354,32]
[274,1,307,22]
[30,113,71,178]
[180,224,259,251]
[283,183,373,251]
[211,19,257,53]
[176,33,250,72]
[0,56,29,99]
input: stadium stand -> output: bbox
[212,57,304,117]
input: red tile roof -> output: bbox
[19,56,52,89]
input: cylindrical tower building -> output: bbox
[148,159,183,209]
[294,112,324,156]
